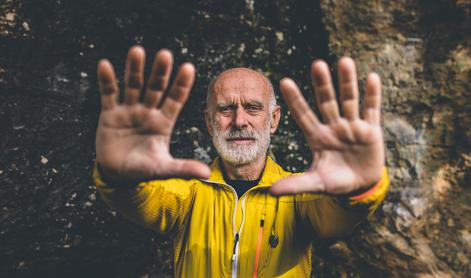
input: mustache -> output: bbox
[223,129,258,140]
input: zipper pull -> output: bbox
[231,233,239,262]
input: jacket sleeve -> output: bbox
[294,167,390,239]
[93,164,195,236]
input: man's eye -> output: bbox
[246,105,261,111]
[218,106,231,112]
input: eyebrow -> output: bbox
[216,101,264,108]
[216,103,237,109]
[244,101,263,107]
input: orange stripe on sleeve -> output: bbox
[350,175,383,201]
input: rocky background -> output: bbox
[0,0,469,277]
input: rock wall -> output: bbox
[316,1,471,277]
[0,0,469,277]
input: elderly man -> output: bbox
[93,46,389,277]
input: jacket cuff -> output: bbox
[348,167,390,206]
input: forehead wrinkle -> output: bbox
[207,67,274,112]
[216,94,264,106]
[211,68,270,94]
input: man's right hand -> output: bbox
[95,46,211,183]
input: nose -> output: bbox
[232,106,248,129]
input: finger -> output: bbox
[124,46,145,105]
[145,49,173,107]
[338,57,359,121]
[280,78,321,137]
[311,60,340,123]
[97,59,119,110]
[363,73,382,125]
[167,159,211,179]
[269,173,325,195]
[160,63,195,122]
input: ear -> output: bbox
[204,108,213,136]
[270,105,281,134]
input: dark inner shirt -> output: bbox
[225,179,260,198]
[220,160,263,198]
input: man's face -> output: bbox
[205,68,280,165]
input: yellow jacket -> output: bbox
[94,156,389,277]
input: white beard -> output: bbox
[211,119,271,165]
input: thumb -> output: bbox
[269,172,325,196]
[168,159,211,180]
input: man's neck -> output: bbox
[221,155,267,180]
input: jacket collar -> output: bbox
[203,155,286,189]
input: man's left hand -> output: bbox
[270,58,384,195]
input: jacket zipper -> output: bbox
[200,179,258,278]
[231,194,247,278]
[229,186,239,278]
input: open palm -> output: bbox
[270,58,384,195]
[95,46,210,183]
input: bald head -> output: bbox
[206,68,276,113]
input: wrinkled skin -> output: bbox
[95,46,384,195]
